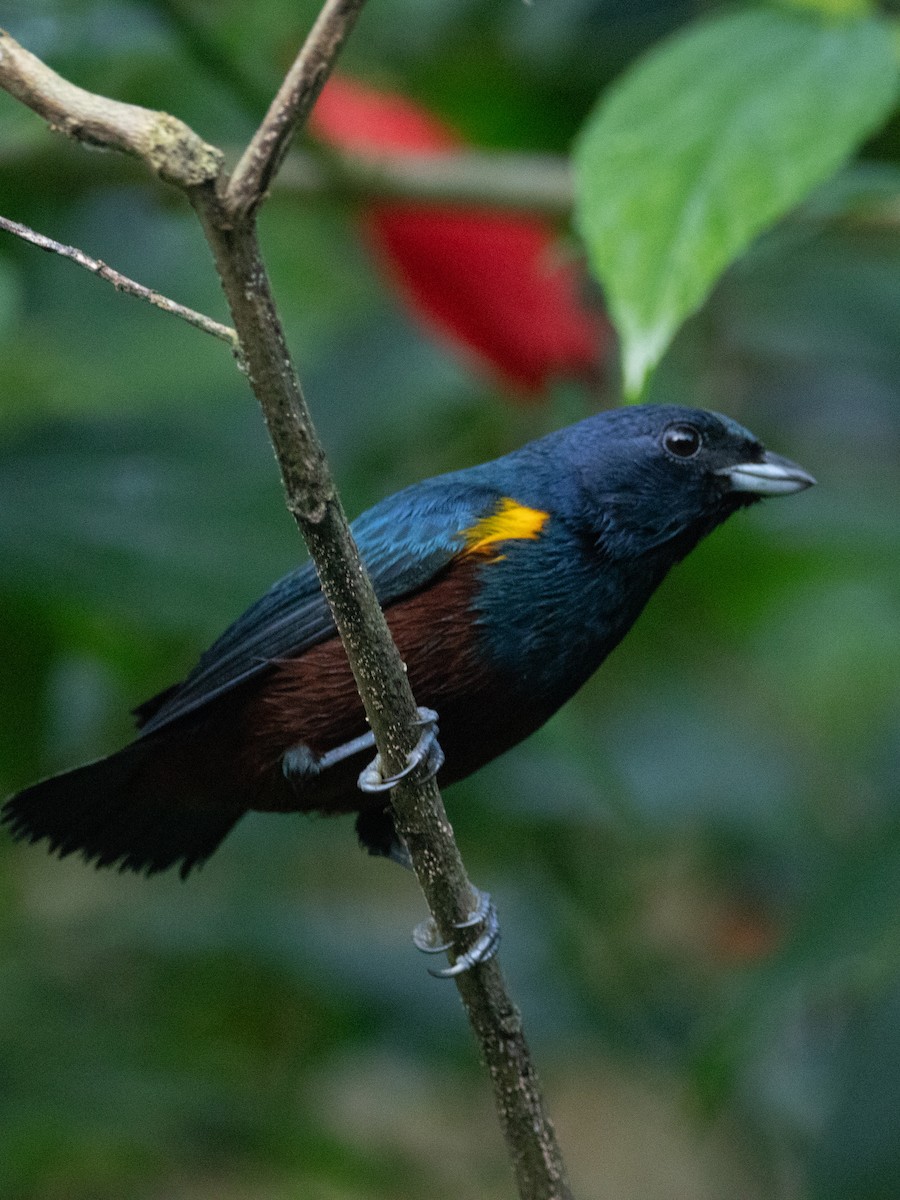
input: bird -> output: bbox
[2,405,814,883]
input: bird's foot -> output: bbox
[412,887,500,978]
[284,728,382,786]
[358,707,444,795]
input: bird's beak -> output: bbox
[717,450,816,497]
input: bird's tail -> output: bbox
[1,738,243,879]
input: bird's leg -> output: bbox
[413,887,501,977]
[282,729,377,784]
[357,707,445,794]
[356,802,500,973]
[285,708,442,793]
[354,711,499,975]
[307,709,497,976]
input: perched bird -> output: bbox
[2,406,814,880]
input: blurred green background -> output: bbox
[1,1,899,1197]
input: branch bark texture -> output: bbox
[0,213,239,348]
[225,0,370,219]
[0,29,221,186]
[0,16,573,1200]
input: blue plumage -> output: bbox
[2,405,814,876]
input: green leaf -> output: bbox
[573,8,899,397]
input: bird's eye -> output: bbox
[662,423,702,459]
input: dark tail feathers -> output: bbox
[1,739,243,879]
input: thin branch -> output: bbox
[146,0,574,217]
[225,0,369,219]
[7,124,900,232]
[0,21,574,1200]
[0,213,239,349]
[0,27,222,187]
[282,146,575,216]
[0,135,574,217]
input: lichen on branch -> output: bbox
[0,27,222,186]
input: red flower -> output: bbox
[310,77,605,398]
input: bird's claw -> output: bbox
[356,712,495,976]
[358,707,445,795]
[412,888,501,978]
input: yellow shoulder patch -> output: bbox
[461,497,550,557]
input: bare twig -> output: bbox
[147,0,573,217]
[0,28,222,186]
[0,213,239,349]
[283,146,575,216]
[0,18,574,1199]
[225,0,370,219]
[0,135,575,217]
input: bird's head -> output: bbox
[557,405,815,561]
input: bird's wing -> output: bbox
[135,480,505,735]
